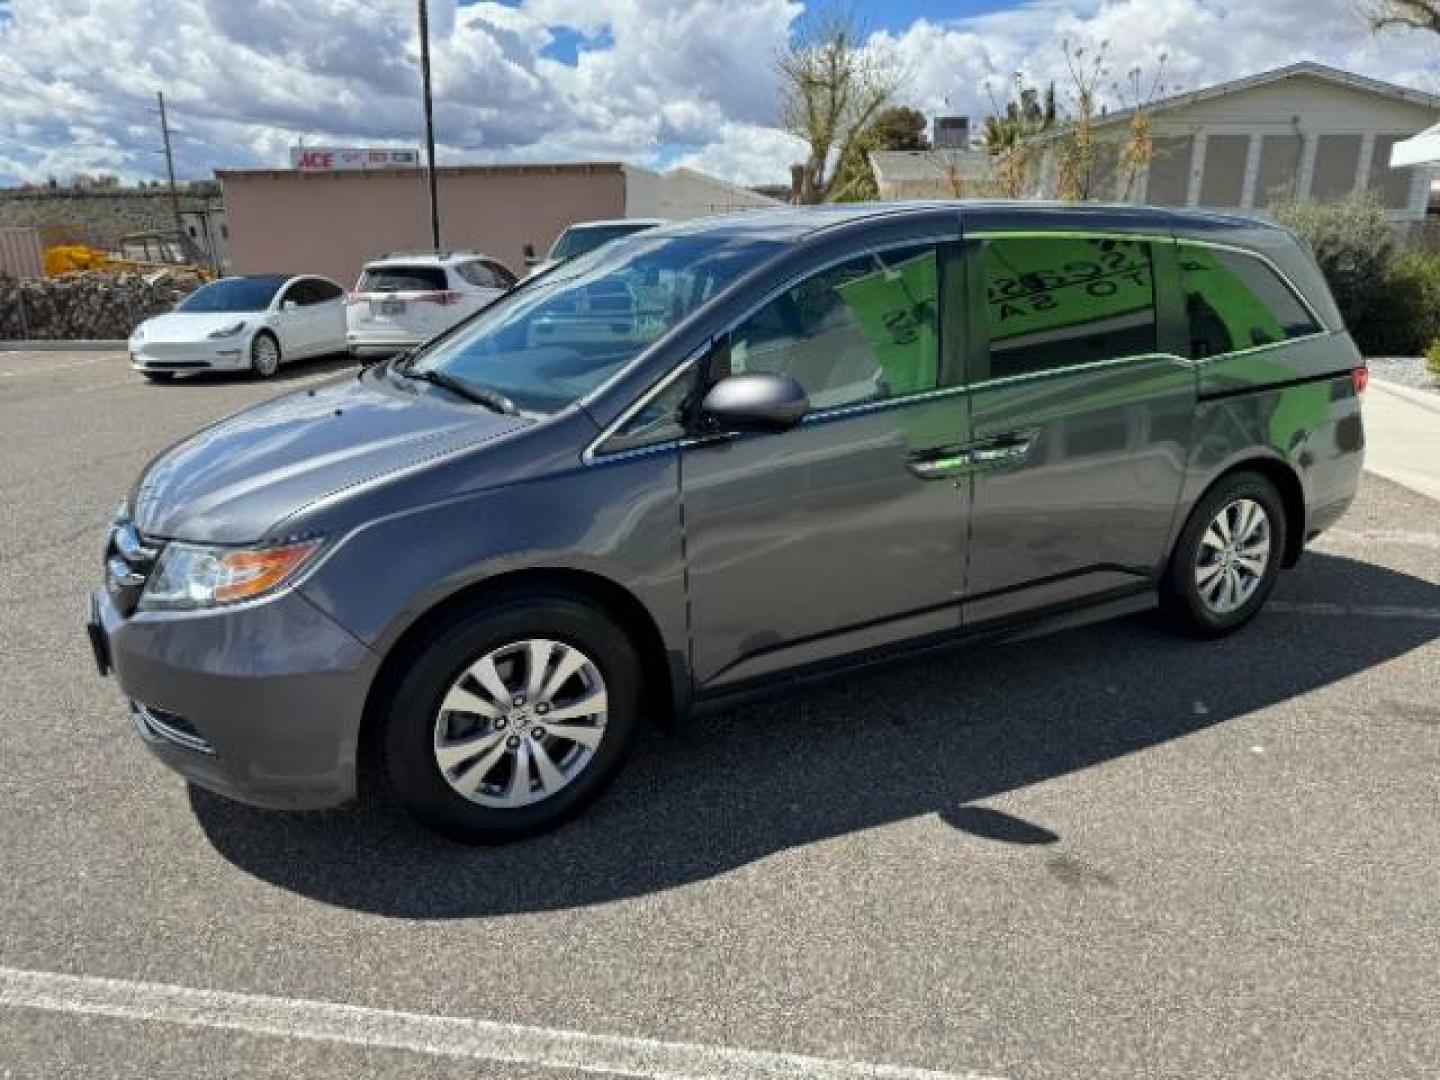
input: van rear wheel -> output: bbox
[382,594,642,843]
[1161,471,1287,638]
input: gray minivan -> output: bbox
[88,203,1365,842]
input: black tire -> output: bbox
[382,593,643,843]
[250,331,281,378]
[1161,471,1287,639]
[141,371,174,383]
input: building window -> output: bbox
[1368,134,1415,210]
[1147,136,1194,206]
[1179,244,1321,359]
[979,236,1157,380]
[1199,134,1249,208]
[1254,133,1303,208]
[1310,133,1363,200]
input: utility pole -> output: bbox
[417,0,442,251]
[155,92,184,245]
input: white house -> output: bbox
[870,148,991,199]
[1043,62,1438,223]
[872,63,1438,225]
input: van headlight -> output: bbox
[139,539,323,610]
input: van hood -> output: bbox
[130,371,528,544]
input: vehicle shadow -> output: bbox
[144,352,360,386]
[191,551,1440,917]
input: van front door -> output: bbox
[681,241,971,689]
[960,233,1195,624]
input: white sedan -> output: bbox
[129,274,347,381]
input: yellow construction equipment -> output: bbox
[43,233,217,281]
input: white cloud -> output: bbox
[675,121,807,187]
[0,0,1436,189]
[871,0,1440,131]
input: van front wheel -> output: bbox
[1162,472,1287,638]
[382,594,642,843]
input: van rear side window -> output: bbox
[979,237,1157,380]
[1179,245,1321,359]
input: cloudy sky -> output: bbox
[0,0,1436,188]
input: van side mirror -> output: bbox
[697,372,808,434]
[282,299,298,311]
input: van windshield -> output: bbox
[406,232,780,415]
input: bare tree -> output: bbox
[779,10,901,203]
[980,74,1056,197]
[1053,41,1110,201]
[1364,0,1440,33]
[1051,42,1171,203]
[1113,55,1171,201]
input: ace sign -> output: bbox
[289,146,420,171]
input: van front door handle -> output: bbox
[907,451,972,480]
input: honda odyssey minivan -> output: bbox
[88,203,1365,842]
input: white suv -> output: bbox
[346,252,517,359]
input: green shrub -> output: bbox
[1271,193,1401,354]
[1427,340,1440,378]
[1370,250,1440,357]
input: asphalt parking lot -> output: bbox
[1,349,1437,1079]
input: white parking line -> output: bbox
[0,966,1001,1080]
[1267,600,1440,620]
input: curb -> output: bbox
[0,340,126,352]
[1369,377,1440,416]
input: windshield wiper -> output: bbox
[398,367,518,415]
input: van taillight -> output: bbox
[1353,365,1368,395]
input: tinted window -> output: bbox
[359,265,448,292]
[409,232,780,416]
[603,367,700,454]
[1179,245,1321,358]
[980,236,1157,380]
[309,278,343,302]
[280,280,313,306]
[454,262,493,287]
[486,261,517,288]
[177,276,286,313]
[726,244,940,411]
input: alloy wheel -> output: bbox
[252,335,280,376]
[1194,497,1271,615]
[432,639,608,808]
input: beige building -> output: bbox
[871,63,1438,225]
[217,162,778,286]
[870,149,990,200]
[1048,62,1438,222]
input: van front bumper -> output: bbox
[89,585,380,811]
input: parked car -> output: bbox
[525,218,665,277]
[129,273,346,381]
[346,251,516,359]
[89,203,1365,842]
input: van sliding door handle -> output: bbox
[967,432,1036,469]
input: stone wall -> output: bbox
[0,271,202,340]
[0,189,212,249]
